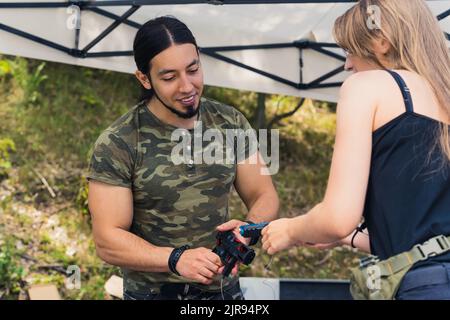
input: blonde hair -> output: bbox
[333,0,450,163]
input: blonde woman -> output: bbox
[261,0,450,299]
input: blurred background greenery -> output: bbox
[0,55,365,300]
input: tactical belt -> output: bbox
[350,234,450,300]
[360,234,450,276]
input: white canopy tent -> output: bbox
[0,0,448,103]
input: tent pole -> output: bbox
[0,22,71,54]
[81,5,141,53]
[88,7,142,29]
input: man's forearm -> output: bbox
[245,190,279,223]
[94,227,173,273]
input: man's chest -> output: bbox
[131,133,237,205]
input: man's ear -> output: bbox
[135,70,151,90]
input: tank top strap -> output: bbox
[386,70,414,113]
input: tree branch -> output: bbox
[267,98,306,130]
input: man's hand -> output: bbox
[175,247,223,285]
[216,219,251,245]
[215,219,251,276]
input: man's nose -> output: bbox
[179,74,194,93]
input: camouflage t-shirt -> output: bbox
[87,97,257,294]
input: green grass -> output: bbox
[0,237,27,299]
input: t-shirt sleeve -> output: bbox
[234,109,259,163]
[86,130,133,188]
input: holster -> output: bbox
[350,234,450,300]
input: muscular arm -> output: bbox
[234,152,279,223]
[88,180,223,284]
[217,152,279,244]
[88,180,173,272]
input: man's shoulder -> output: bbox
[201,97,243,123]
[100,102,143,142]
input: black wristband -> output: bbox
[168,245,190,276]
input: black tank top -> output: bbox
[364,70,450,267]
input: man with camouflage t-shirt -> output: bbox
[87,16,279,300]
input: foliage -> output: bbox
[0,138,15,179]
[8,57,48,107]
[0,237,26,299]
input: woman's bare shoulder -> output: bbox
[342,70,392,89]
[339,70,394,105]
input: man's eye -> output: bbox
[188,68,199,73]
[162,77,175,81]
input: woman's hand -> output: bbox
[261,218,297,255]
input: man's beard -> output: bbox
[156,95,199,119]
[150,78,200,119]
